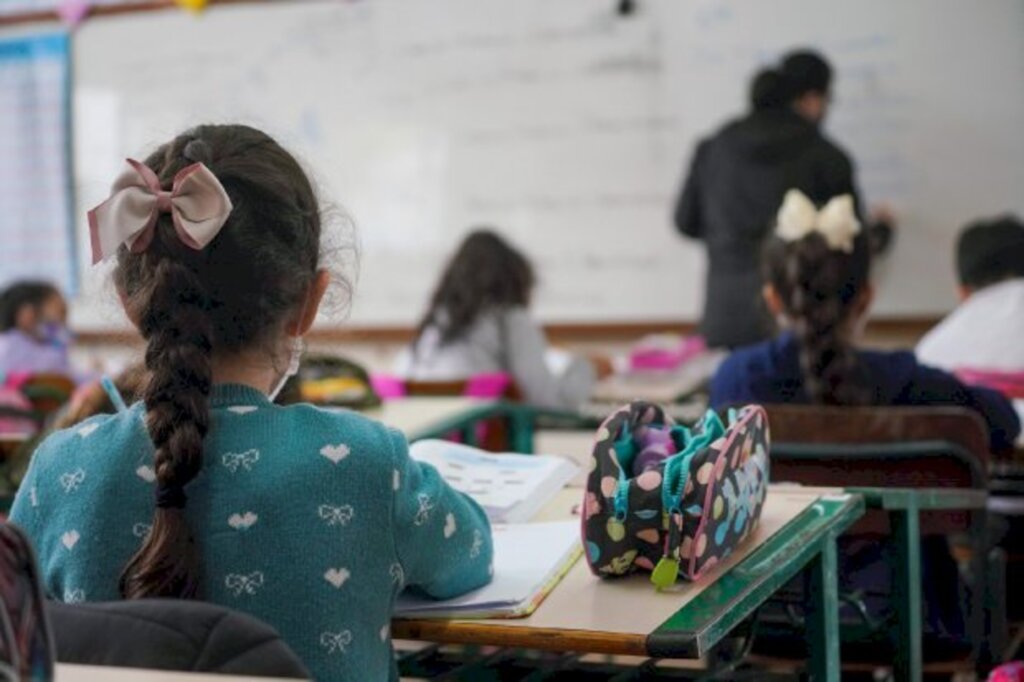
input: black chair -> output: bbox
[49,599,309,679]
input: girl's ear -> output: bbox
[287,270,330,337]
[762,284,785,317]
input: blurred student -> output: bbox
[711,189,1020,638]
[395,229,597,410]
[10,124,492,682]
[710,190,1020,452]
[675,50,894,349]
[0,281,73,380]
[917,215,1024,381]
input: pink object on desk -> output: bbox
[370,372,512,401]
[629,335,706,371]
[989,662,1024,682]
[956,368,1024,399]
[463,372,512,398]
[369,374,407,400]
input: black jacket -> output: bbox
[675,109,879,349]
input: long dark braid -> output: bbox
[114,126,324,598]
[763,230,872,405]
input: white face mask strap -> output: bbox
[269,285,313,400]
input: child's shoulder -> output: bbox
[257,401,405,458]
[716,338,777,376]
[856,346,919,378]
[32,406,145,470]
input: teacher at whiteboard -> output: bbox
[675,50,894,348]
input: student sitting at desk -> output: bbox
[0,280,75,380]
[710,190,1020,452]
[10,124,493,682]
[917,215,1024,386]
[394,229,597,410]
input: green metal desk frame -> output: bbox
[404,402,587,454]
[395,493,864,681]
[845,487,988,682]
[649,494,864,681]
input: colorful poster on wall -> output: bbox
[0,32,76,294]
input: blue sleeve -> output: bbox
[387,429,493,600]
[901,362,1021,452]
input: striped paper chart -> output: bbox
[0,33,76,293]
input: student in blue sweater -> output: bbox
[710,189,1020,452]
[10,124,493,682]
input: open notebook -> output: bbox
[409,440,578,523]
[395,520,582,619]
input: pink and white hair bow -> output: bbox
[87,159,233,264]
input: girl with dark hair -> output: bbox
[709,189,1019,451]
[395,229,597,409]
[0,280,72,379]
[10,124,493,681]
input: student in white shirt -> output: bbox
[395,229,597,410]
[917,215,1024,374]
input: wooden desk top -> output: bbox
[392,486,864,658]
[591,351,727,404]
[360,397,500,440]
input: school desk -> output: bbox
[362,397,504,443]
[369,399,571,453]
[393,486,865,681]
[590,349,727,405]
[845,487,989,682]
[55,664,302,681]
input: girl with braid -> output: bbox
[710,189,1019,451]
[10,125,493,681]
[712,189,1020,640]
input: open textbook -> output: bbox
[408,439,578,524]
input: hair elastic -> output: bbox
[155,484,188,510]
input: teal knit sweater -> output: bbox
[10,384,494,681]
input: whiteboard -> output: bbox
[69,0,1024,330]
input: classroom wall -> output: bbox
[59,0,1024,332]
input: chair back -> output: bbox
[764,405,989,535]
[19,374,75,420]
[48,599,309,678]
[404,373,521,401]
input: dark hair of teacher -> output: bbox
[674,49,892,349]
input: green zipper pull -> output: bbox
[651,509,684,590]
[651,556,679,589]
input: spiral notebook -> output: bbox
[394,520,582,619]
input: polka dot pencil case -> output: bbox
[582,402,770,589]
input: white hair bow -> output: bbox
[775,189,861,253]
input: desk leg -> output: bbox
[805,536,840,682]
[459,423,478,447]
[509,407,535,454]
[890,508,923,682]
